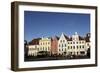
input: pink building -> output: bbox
[51,36,59,55]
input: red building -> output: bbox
[51,36,59,55]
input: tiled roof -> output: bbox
[55,36,59,40]
[51,36,59,41]
[64,34,69,40]
[28,38,41,45]
[68,37,72,41]
[67,36,85,41]
[28,33,90,44]
[79,36,84,40]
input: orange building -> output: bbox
[51,36,59,55]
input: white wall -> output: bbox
[0,0,99,73]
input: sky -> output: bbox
[24,11,90,42]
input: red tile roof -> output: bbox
[28,38,41,45]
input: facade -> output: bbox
[28,38,41,56]
[58,33,69,55]
[39,37,51,53]
[67,32,87,56]
[51,36,59,55]
[26,32,90,57]
[58,32,90,56]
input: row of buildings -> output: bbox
[25,32,90,57]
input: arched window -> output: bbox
[77,46,78,49]
[73,46,75,49]
[63,40,65,42]
[80,46,81,49]
[82,45,84,48]
[62,44,63,47]
[65,44,66,47]
[68,46,69,49]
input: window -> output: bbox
[70,52,72,55]
[87,44,89,46]
[45,48,47,51]
[73,52,75,55]
[76,42,78,44]
[80,51,85,54]
[80,41,81,44]
[62,44,63,47]
[65,48,66,51]
[48,42,50,44]
[68,46,69,49]
[65,44,66,47]
[63,40,65,42]
[71,46,72,49]
[77,52,78,55]
[73,42,75,44]
[59,49,60,51]
[59,44,60,47]
[43,47,44,50]
[82,45,84,48]
[73,46,75,49]
[77,46,78,49]
[80,46,81,48]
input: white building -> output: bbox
[67,32,87,56]
[27,38,41,56]
[58,33,69,55]
[28,45,39,56]
[58,32,90,56]
[27,32,90,57]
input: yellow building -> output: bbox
[39,37,51,53]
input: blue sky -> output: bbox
[24,11,90,42]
